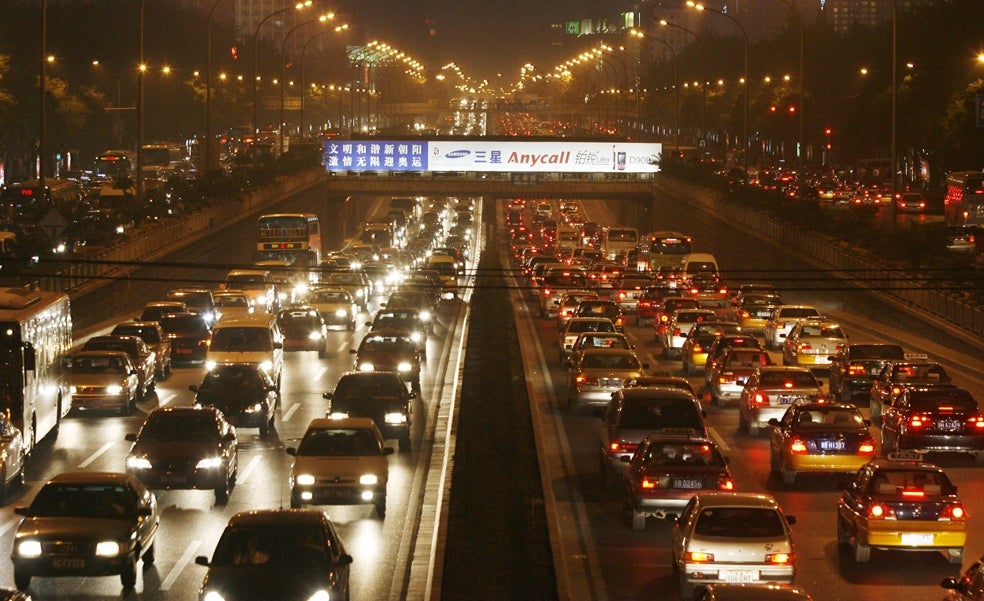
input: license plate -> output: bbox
[755,310,771,318]
[52,558,85,569]
[901,533,934,546]
[777,395,800,405]
[672,479,703,489]
[938,420,961,432]
[601,378,621,387]
[819,440,846,451]
[176,348,192,354]
[161,473,187,485]
[326,487,354,497]
[868,366,882,375]
[720,569,757,583]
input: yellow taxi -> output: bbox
[768,402,874,485]
[837,452,967,564]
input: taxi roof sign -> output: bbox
[886,451,925,462]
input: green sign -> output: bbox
[566,21,580,35]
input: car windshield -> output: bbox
[296,428,381,456]
[800,324,844,338]
[619,398,702,429]
[327,274,361,286]
[725,352,770,368]
[160,315,209,335]
[211,328,271,352]
[112,326,160,343]
[582,353,639,370]
[639,442,725,468]
[312,291,351,303]
[694,507,785,538]
[138,413,218,442]
[226,275,267,290]
[568,320,615,334]
[892,364,949,382]
[779,308,820,319]
[200,366,265,391]
[374,311,417,326]
[73,355,126,374]
[909,390,977,412]
[30,484,137,518]
[360,335,412,353]
[333,375,404,400]
[215,296,249,308]
[212,525,329,567]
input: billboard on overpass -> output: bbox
[323,140,662,174]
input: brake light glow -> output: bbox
[789,438,808,453]
[901,489,925,498]
[766,553,792,565]
[868,503,896,519]
[859,439,876,454]
[798,343,812,352]
[891,385,904,396]
[753,392,768,405]
[641,477,658,490]
[910,414,931,428]
[719,478,735,491]
[969,415,984,429]
[942,504,966,520]
[848,364,866,376]
[684,551,713,563]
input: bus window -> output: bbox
[645,231,693,271]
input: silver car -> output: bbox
[738,366,824,435]
[764,305,822,350]
[567,348,647,414]
[781,318,848,370]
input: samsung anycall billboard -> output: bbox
[324,140,661,174]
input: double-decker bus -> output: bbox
[944,171,984,226]
[644,231,693,271]
[256,213,322,286]
[0,287,72,452]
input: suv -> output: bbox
[599,386,707,486]
[323,371,415,452]
[827,343,905,403]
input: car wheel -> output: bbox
[678,571,694,600]
[631,510,646,531]
[853,539,870,563]
[318,344,327,359]
[399,432,411,453]
[215,477,231,504]
[348,320,356,331]
[120,555,138,589]
[782,468,797,486]
[375,497,386,519]
[411,379,421,394]
[260,416,270,437]
[14,569,31,591]
[142,542,155,565]
[949,548,965,565]
[836,514,851,546]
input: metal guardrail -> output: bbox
[654,177,984,339]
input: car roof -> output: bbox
[579,348,637,357]
[227,508,329,527]
[620,386,698,400]
[306,417,379,431]
[693,492,780,509]
[47,471,134,486]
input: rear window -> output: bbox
[759,372,819,387]
[160,315,208,335]
[210,327,272,352]
[619,397,702,429]
[908,389,977,412]
[638,442,725,468]
[779,307,821,319]
[849,345,905,360]
[582,353,640,370]
[694,507,785,538]
[868,469,955,496]
[544,273,587,287]
[725,351,770,368]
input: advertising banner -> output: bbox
[324,140,661,174]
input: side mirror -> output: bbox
[338,553,354,567]
[322,391,333,400]
[286,447,297,456]
[767,418,781,427]
[125,433,137,442]
[194,556,210,567]
[188,385,198,393]
[785,515,796,525]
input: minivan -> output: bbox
[679,253,719,279]
[206,313,284,390]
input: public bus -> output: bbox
[0,179,82,222]
[602,227,640,260]
[93,150,137,183]
[256,213,322,285]
[0,287,72,453]
[644,231,693,271]
[943,171,984,226]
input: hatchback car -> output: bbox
[767,402,875,485]
[599,386,707,486]
[125,406,239,502]
[780,319,848,369]
[190,363,279,436]
[764,305,823,350]
[195,509,352,601]
[324,371,415,452]
[672,492,796,599]
[276,305,328,357]
[622,432,733,530]
[212,289,254,319]
[70,350,140,414]
[11,471,160,590]
[738,367,824,435]
[287,417,392,516]
[567,348,647,414]
[838,453,966,564]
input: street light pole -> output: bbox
[280,13,332,154]
[136,0,145,208]
[688,2,749,176]
[252,1,312,133]
[39,0,47,188]
[299,24,347,140]
[890,0,898,228]
[777,0,804,170]
[630,29,679,150]
[658,19,705,142]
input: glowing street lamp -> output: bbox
[252,1,313,132]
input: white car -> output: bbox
[763,305,822,350]
[672,492,797,600]
[287,417,393,518]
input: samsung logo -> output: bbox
[445,150,471,159]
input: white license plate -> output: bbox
[938,420,961,432]
[720,569,758,583]
[673,479,703,489]
[901,533,934,546]
[52,558,85,569]
[777,395,801,405]
[820,440,846,451]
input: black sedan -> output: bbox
[124,406,239,502]
[190,364,279,436]
[195,509,353,601]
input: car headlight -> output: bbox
[397,362,412,372]
[202,591,227,601]
[259,360,273,372]
[328,412,349,420]
[70,385,78,394]
[359,474,379,486]
[106,384,123,395]
[359,363,375,372]
[16,541,42,558]
[410,332,422,343]
[384,412,407,424]
[355,290,365,298]
[306,590,330,601]
[308,331,324,340]
[205,360,217,371]
[296,474,316,486]
[95,541,122,557]
[335,309,347,317]
[419,311,431,322]
[294,283,308,296]
[127,456,152,470]
[244,403,264,414]
[196,457,223,469]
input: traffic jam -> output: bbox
[0,194,478,598]
[503,196,982,600]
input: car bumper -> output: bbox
[712,383,745,402]
[682,563,795,587]
[572,388,619,409]
[127,466,228,490]
[13,554,135,578]
[858,520,967,549]
[291,484,385,506]
[283,338,324,352]
[899,434,984,453]
[790,354,835,368]
[72,394,130,410]
[783,452,873,474]
[744,405,792,427]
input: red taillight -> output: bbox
[847,364,865,376]
[868,503,896,519]
[673,328,682,336]
[719,478,735,491]
[641,477,658,490]
[684,551,713,563]
[859,439,876,454]
[615,317,624,327]
[891,385,904,396]
[753,392,768,405]
[692,343,703,353]
[660,315,669,323]
[968,415,984,429]
[543,288,552,296]
[901,489,925,499]
[766,552,792,565]
[910,414,931,428]
[740,310,750,318]
[639,301,652,309]
[942,504,966,520]
[789,438,808,453]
